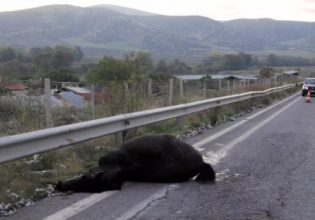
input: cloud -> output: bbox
[218,5,237,11]
[304,8,315,13]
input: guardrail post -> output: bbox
[115,132,123,146]
[44,78,52,128]
[176,117,184,130]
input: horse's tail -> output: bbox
[195,163,216,182]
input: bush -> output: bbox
[0,98,21,122]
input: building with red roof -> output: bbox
[3,83,28,95]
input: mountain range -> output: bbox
[0,4,314,61]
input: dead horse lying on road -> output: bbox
[56,134,216,193]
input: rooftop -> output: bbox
[3,83,28,91]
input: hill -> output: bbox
[90,4,156,16]
[0,5,314,60]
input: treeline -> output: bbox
[0,46,193,83]
[1,45,315,84]
[266,54,315,67]
[198,52,315,73]
[87,52,191,83]
[200,52,255,72]
[0,45,84,82]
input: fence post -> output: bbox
[44,78,52,128]
[124,82,129,113]
[114,83,129,145]
[179,79,184,99]
[168,78,173,106]
[218,79,222,91]
[148,79,152,97]
[238,80,243,89]
[203,80,206,99]
[177,77,184,127]
[227,80,230,91]
[91,84,96,119]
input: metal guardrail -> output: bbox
[0,84,297,164]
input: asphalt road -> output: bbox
[4,93,315,220]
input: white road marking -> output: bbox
[42,191,117,220]
[43,93,299,220]
[203,95,300,165]
[115,187,168,220]
[194,93,299,149]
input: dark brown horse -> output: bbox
[56,134,215,193]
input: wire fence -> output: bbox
[0,75,300,137]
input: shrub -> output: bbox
[0,98,21,122]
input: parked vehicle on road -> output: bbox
[302,78,315,96]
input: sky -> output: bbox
[0,0,315,22]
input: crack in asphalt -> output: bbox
[117,186,171,220]
[128,184,181,220]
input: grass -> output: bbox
[0,136,115,208]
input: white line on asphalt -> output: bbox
[203,95,300,165]
[42,191,117,220]
[42,93,299,220]
[115,187,168,220]
[194,93,299,149]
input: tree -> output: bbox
[222,54,247,70]
[239,52,252,67]
[0,47,16,62]
[155,59,169,74]
[73,46,84,61]
[202,52,254,72]
[203,53,225,72]
[259,67,273,78]
[47,68,79,82]
[87,57,131,83]
[52,46,74,68]
[86,56,148,115]
[124,52,154,73]
[169,59,192,74]
[267,54,278,66]
[34,53,53,70]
